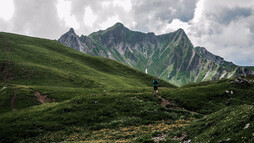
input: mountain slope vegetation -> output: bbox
[0,32,178,142]
[59,23,253,86]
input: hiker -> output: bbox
[153,78,159,95]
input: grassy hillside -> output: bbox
[139,79,254,142]
[0,32,174,112]
[0,32,179,142]
[0,32,173,89]
[161,79,254,114]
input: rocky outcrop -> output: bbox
[58,23,253,86]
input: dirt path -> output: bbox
[153,95,195,142]
[34,91,54,104]
[157,95,176,109]
[10,88,16,111]
[157,94,199,115]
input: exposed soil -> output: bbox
[34,91,54,104]
[157,94,199,115]
[157,95,176,109]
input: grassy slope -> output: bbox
[159,79,254,142]
[0,32,179,142]
[0,32,175,111]
[165,105,254,142]
[0,32,173,89]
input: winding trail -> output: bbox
[153,95,198,142]
[10,88,16,111]
[157,94,176,109]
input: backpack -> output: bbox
[154,80,158,84]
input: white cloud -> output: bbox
[99,15,121,30]
[112,0,132,12]
[83,7,97,27]
[8,0,66,39]
[192,0,205,23]
[165,19,190,33]
[56,0,80,29]
[0,0,14,21]
[183,0,254,66]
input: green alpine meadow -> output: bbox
[1,31,254,142]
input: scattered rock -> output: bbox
[225,90,233,95]
[231,78,251,88]
[183,139,191,143]
[218,138,231,143]
[244,123,250,129]
[226,99,231,105]
[152,133,167,143]
[173,132,187,141]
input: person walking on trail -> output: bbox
[153,78,159,95]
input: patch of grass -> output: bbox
[166,105,254,142]
[0,91,195,142]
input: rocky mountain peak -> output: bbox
[176,28,184,32]
[67,28,76,35]
[58,27,81,51]
[107,22,129,32]
[113,22,125,27]
[175,28,187,37]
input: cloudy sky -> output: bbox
[0,0,254,66]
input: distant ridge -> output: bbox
[58,23,254,86]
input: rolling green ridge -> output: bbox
[1,32,254,142]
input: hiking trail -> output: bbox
[156,94,199,115]
[10,88,17,111]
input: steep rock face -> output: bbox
[195,46,234,66]
[58,23,252,86]
[58,28,82,51]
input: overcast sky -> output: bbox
[0,0,254,66]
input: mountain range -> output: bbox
[58,23,253,86]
